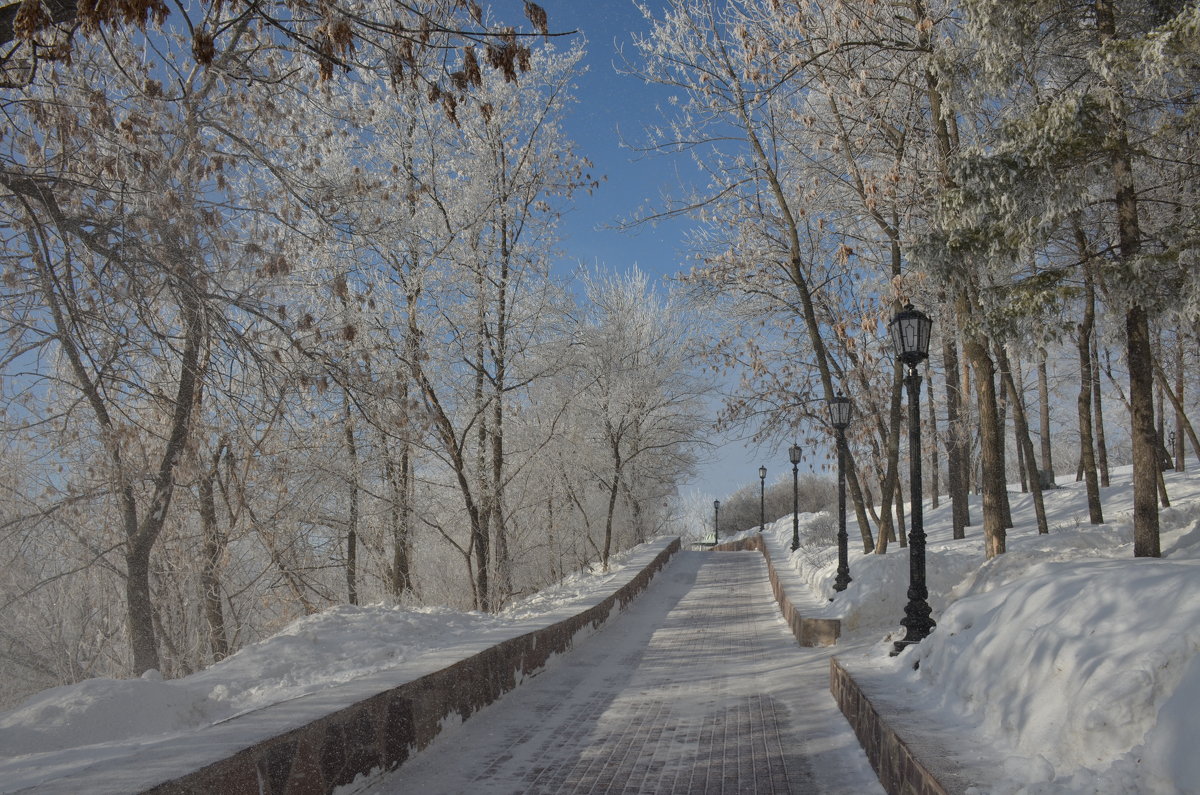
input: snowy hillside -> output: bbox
[0,542,671,792]
[768,462,1200,795]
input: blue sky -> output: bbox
[530,1,696,278]
[493,1,787,501]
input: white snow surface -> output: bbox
[1,465,1199,793]
[757,461,1200,795]
[0,540,674,792]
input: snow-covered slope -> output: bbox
[0,540,673,791]
[766,463,1200,794]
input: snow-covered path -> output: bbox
[344,551,883,794]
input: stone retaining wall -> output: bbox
[711,535,839,647]
[143,538,682,794]
[829,657,957,795]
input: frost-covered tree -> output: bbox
[927,0,1200,557]
[631,0,998,554]
[569,268,709,569]
[0,15,332,673]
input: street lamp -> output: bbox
[758,465,767,531]
[890,304,935,655]
[789,444,802,551]
[829,393,854,593]
[713,499,720,546]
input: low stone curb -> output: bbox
[829,657,962,795]
[712,536,958,794]
[711,535,839,647]
[140,537,682,794]
[25,539,681,795]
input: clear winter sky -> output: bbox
[492,0,783,503]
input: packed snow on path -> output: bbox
[350,551,883,795]
[0,541,671,792]
[765,462,1200,795]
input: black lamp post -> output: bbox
[829,393,854,593]
[758,465,767,531]
[890,304,935,655]
[713,499,720,546]
[789,444,801,551]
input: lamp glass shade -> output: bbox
[714,499,720,509]
[828,393,853,430]
[889,304,932,366]
[759,465,767,480]
[789,444,802,465]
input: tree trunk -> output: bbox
[962,349,975,495]
[960,294,1007,559]
[997,356,1014,528]
[923,25,970,538]
[603,441,622,570]
[998,347,1048,534]
[1012,353,1029,493]
[390,289,420,599]
[473,262,493,610]
[491,382,512,602]
[343,395,359,606]
[1092,339,1111,487]
[1155,441,1171,509]
[874,362,904,554]
[1153,355,1200,465]
[1015,429,1028,493]
[925,359,940,510]
[1037,350,1055,480]
[387,452,414,598]
[125,537,159,675]
[490,210,513,605]
[1095,0,1159,556]
[198,451,229,662]
[1129,307,1163,556]
[996,355,1013,514]
[942,331,970,538]
[1076,255,1105,525]
[1175,342,1187,471]
[846,462,876,553]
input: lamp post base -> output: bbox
[889,618,935,656]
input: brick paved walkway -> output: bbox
[346,551,882,794]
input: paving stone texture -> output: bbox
[346,551,883,795]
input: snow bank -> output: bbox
[0,605,504,758]
[767,464,1200,794]
[915,557,1200,789]
[0,537,675,790]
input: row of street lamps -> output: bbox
[712,304,936,654]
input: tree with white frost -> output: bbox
[571,269,709,569]
[927,0,1200,557]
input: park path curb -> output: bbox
[21,538,682,795]
[711,534,840,646]
[713,533,961,794]
[830,658,967,795]
[149,537,682,794]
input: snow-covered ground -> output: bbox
[0,540,675,792]
[764,461,1200,795]
[1,464,1198,794]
